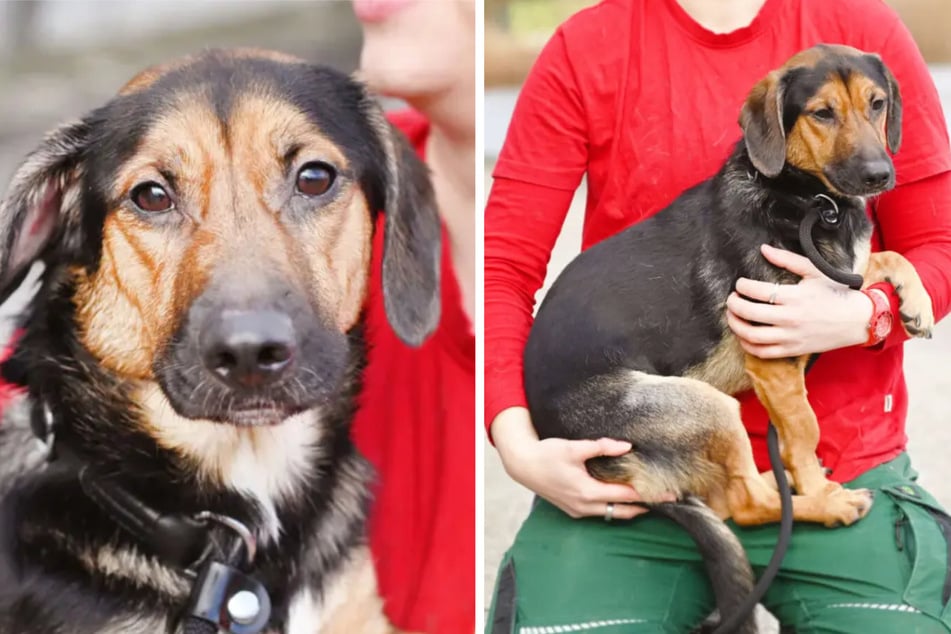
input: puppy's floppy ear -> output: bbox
[368,113,442,348]
[739,70,787,178]
[0,119,91,299]
[866,54,903,154]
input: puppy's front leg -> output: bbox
[863,251,934,339]
[743,354,873,526]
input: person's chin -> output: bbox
[352,0,417,24]
[361,63,441,101]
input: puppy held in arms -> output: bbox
[523,44,934,634]
[0,49,439,634]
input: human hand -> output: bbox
[491,407,673,519]
[726,244,873,358]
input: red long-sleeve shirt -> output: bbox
[352,110,475,634]
[485,0,951,482]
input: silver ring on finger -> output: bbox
[768,283,780,305]
[604,502,615,522]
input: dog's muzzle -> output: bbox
[154,279,349,424]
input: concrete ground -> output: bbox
[484,66,951,631]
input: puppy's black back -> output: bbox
[526,180,724,432]
[524,143,869,441]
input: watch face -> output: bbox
[874,312,893,338]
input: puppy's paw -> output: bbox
[898,300,934,339]
[886,276,934,339]
[822,486,874,527]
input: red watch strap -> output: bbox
[861,287,893,347]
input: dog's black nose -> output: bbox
[861,160,893,189]
[200,310,296,389]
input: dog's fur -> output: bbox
[0,49,441,633]
[524,44,935,633]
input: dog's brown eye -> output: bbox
[871,98,886,112]
[296,162,336,197]
[130,182,173,213]
[812,108,835,122]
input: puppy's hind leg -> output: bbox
[581,374,761,634]
[580,372,742,505]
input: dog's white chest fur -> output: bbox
[137,384,320,544]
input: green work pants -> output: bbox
[488,454,951,633]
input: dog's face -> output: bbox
[740,44,902,196]
[0,49,440,427]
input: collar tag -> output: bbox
[185,560,272,634]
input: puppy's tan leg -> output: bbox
[586,375,871,527]
[863,251,934,338]
[758,468,792,492]
[742,355,873,523]
[710,398,873,527]
[744,355,825,495]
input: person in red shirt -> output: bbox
[485,0,951,631]
[351,2,475,633]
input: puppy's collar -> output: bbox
[31,400,273,633]
[33,402,210,565]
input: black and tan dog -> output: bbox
[524,44,934,633]
[0,49,440,633]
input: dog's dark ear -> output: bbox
[0,119,90,296]
[369,115,441,347]
[740,71,787,178]
[867,54,903,154]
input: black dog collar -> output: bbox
[32,401,213,569]
[31,401,272,634]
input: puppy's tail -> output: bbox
[646,497,757,634]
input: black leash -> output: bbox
[31,403,272,634]
[711,197,862,634]
[798,196,865,290]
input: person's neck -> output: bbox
[405,83,475,323]
[676,0,767,33]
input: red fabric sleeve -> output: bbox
[867,171,951,349]
[863,10,951,350]
[484,28,590,435]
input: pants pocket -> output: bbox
[882,483,951,620]
[489,556,518,634]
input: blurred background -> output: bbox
[0,0,376,185]
[484,1,951,630]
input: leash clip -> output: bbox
[814,193,841,228]
[195,511,258,567]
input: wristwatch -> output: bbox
[862,287,893,347]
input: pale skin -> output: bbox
[490,0,877,520]
[354,0,475,321]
